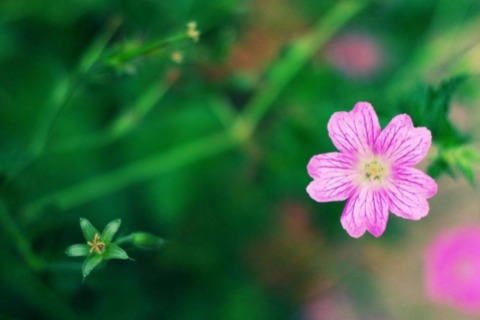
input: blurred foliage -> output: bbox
[1,0,480,320]
[400,75,480,184]
[400,75,468,147]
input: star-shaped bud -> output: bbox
[66,218,129,280]
[66,218,165,281]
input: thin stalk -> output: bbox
[0,201,45,271]
[46,72,178,155]
[106,33,188,67]
[29,18,121,159]
[25,133,238,216]
[241,0,372,132]
[3,19,122,188]
[209,95,239,129]
[0,244,79,320]
[386,3,480,96]
[114,234,134,246]
[22,0,371,216]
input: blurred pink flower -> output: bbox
[302,291,356,320]
[426,225,480,314]
[307,102,437,238]
[302,291,388,320]
[325,33,384,79]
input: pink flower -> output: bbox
[325,33,384,79]
[425,225,480,314]
[306,102,437,238]
[302,291,356,320]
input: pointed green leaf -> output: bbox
[457,154,476,186]
[80,218,100,242]
[66,244,91,257]
[102,219,121,244]
[82,254,103,278]
[104,244,129,260]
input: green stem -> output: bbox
[46,72,177,155]
[0,201,45,271]
[29,19,120,158]
[241,0,372,132]
[0,244,79,320]
[25,133,238,216]
[4,19,121,187]
[105,33,187,67]
[114,234,134,246]
[22,0,370,216]
[386,2,480,96]
[209,95,239,129]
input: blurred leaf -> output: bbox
[78,17,121,74]
[402,75,480,184]
[102,219,121,244]
[428,145,480,185]
[427,157,456,179]
[65,244,90,257]
[82,253,103,278]
[79,218,99,242]
[400,75,468,146]
[104,244,129,260]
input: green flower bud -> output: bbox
[131,232,165,250]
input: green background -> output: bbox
[1,0,480,319]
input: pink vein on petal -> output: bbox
[328,102,381,155]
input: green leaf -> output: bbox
[427,157,456,180]
[79,18,121,74]
[431,145,480,185]
[66,244,90,257]
[457,159,475,186]
[102,219,121,244]
[80,218,100,242]
[131,232,165,250]
[82,254,103,278]
[104,244,129,260]
[399,75,468,147]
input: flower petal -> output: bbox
[374,114,432,167]
[386,167,437,220]
[104,244,129,260]
[340,187,389,238]
[80,218,100,242]
[340,189,367,238]
[365,189,389,237]
[82,253,103,278]
[102,219,121,244]
[307,152,357,202]
[327,102,381,155]
[393,167,438,198]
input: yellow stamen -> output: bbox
[362,159,387,182]
[87,233,105,254]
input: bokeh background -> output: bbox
[1,0,480,319]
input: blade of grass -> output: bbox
[0,243,78,320]
[46,71,179,154]
[22,0,371,216]
[0,201,44,271]
[240,0,372,133]
[29,18,121,159]
[24,133,238,217]
[386,7,480,96]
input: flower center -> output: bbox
[361,158,387,183]
[88,233,105,254]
